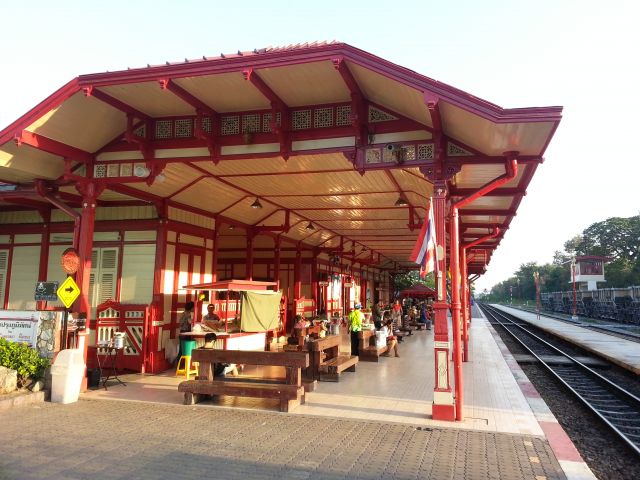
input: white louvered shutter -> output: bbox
[0,250,8,308]
[98,248,118,304]
[88,249,99,307]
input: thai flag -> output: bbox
[409,200,437,278]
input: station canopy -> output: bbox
[0,41,561,275]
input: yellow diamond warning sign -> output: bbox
[57,276,81,308]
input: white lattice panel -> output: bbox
[447,142,472,156]
[262,112,282,133]
[221,116,240,135]
[368,106,397,122]
[106,164,119,178]
[336,105,352,126]
[418,144,434,160]
[155,120,172,139]
[292,110,311,130]
[242,114,261,133]
[314,107,333,128]
[94,164,107,178]
[174,119,193,138]
[366,148,382,164]
[200,117,212,133]
[120,163,133,177]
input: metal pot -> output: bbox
[113,333,125,349]
[329,324,340,336]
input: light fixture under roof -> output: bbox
[394,196,408,207]
[250,197,263,209]
[305,222,315,231]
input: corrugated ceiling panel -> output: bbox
[318,219,408,230]
[461,215,507,224]
[168,207,214,229]
[256,61,351,107]
[192,152,353,176]
[0,143,63,181]
[460,196,513,210]
[227,169,392,197]
[124,162,203,198]
[98,83,194,117]
[171,177,245,214]
[391,169,433,198]
[272,192,399,210]
[304,208,408,221]
[174,72,270,112]
[26,92,126,152]
[455,163,525,189]
[347,61,430,127]
[440,102,556,156]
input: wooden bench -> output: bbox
[306,334,358,382]
[409,322,428,330]
[178,349,309,412]
[358,329,386,362]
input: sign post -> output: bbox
[58,248,81,350]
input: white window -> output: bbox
[88,248,119,313]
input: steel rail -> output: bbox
[511,305,640,343]
[480,303,640,456]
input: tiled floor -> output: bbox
[84,314,543,436]
[493,305,640,374]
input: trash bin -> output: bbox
[51,349,85,404]
[180,338,196,357]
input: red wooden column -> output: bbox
[293,243,302,300]
[274,236,281,290]
[245,229,254,281]
[449,201,464,421]
[460,245,470,362]
[211,227,219,282]
[152,203,168,323]
[431,180,455,421]
[73,181,102,391]
[311,256,318,315]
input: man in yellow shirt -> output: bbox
[349,303,364,356]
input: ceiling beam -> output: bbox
[83,87,151,121]
[14,131,93,163]
[159,79,219,118]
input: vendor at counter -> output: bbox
[202,304,222,330]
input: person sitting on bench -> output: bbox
[380,318,399,358]
[203,333,238,376]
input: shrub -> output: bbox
[0,338,50,387]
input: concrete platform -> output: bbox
[493,304,640,374]
[78,312,595,479]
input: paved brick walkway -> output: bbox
[0,399,565,480]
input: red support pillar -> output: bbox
[73,181,102,391]
[460,246,470,362]
[431,181,455,421]
[211,227,219,282]
[311,257,318,315]
[274,236,281,290]
[294,243,302,300]
[449,207,464,421]
[245,229,254,281]
[152,202,168,320]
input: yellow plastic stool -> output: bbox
[175,356,199,379]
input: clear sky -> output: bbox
[1,0,638,291]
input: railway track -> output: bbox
[510,305,640,343]
[480,303,640,456]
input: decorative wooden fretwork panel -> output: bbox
[119,164,133,177]
[262,112,282,133]
[200,116,212,133]
[242,113,261,133]
[155,120,173,139]
[314,107,333,128]
[292,110,311,130]
[94,164,107,178]
[403,146,416,161]
[368,106,397,122]
[106,164,120,178]
[336,105,352,126]
[447,142,472,156]
[221,115,240,135]
[366,148,382,164]
[174,119,193,138]
[418,144,435,160]
[133,125,146,138]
